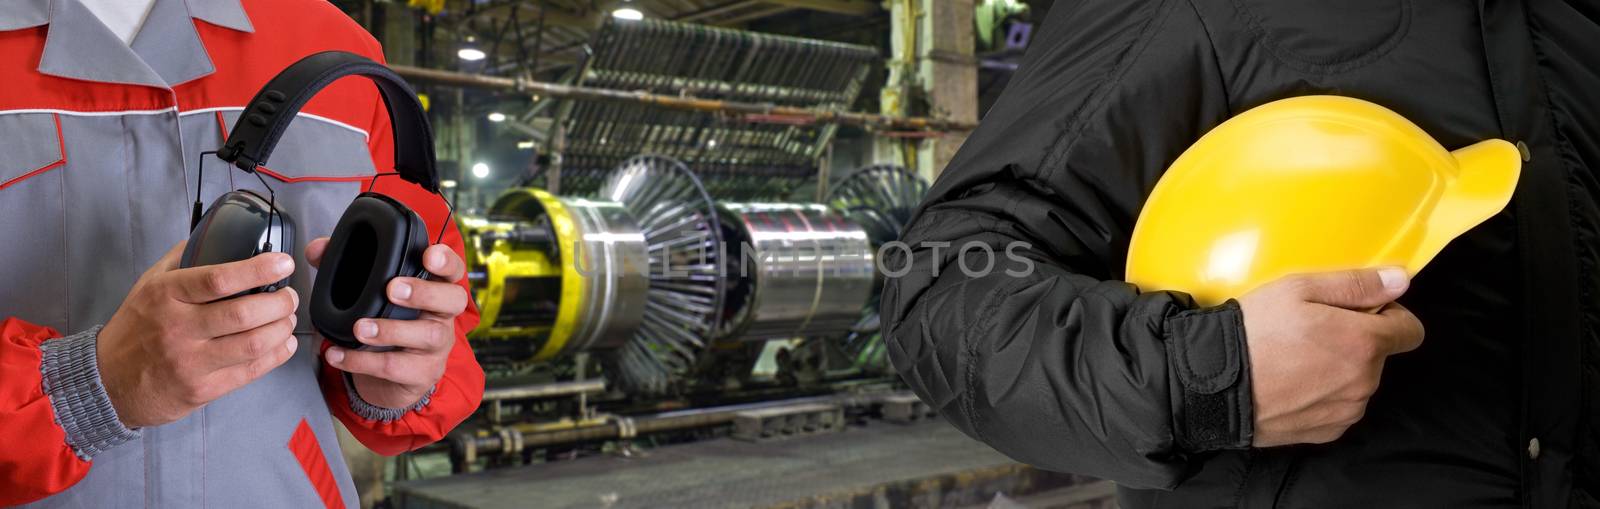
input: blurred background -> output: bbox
[320,1,1115,507]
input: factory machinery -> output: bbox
[546,18,879,198]
[375,13,1122,507]
[384,15,947,482]
[430,156,929,473]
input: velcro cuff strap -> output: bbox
[40,326,140,461]
[1164,300,1253,452]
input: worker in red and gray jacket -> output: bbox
[0,0,485,506]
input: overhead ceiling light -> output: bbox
[612,7,644,20]
[441,179,458,189]
[707,139,718,148]
[516,140,536,150]
[458,48,487,61]
[471,162,491,179]
[487,112,507,122]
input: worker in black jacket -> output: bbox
[884,0,1598,506]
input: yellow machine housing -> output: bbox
[462,189,649,362]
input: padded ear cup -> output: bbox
[311,193,430,350]
[181,190,297,296]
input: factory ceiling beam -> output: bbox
[458,2,595,75]
[714,5,795,26]
[678,0,763,23]
[467,1,603,30]
[757,0,878,16]
[475,0,885,75]
[391,64,978,132]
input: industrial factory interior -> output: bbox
[12,0,1600,506]
[323,1,1081,507]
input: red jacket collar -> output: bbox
[0,0,254,88]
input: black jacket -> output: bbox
[883,0,1599,506]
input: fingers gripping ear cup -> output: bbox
[180,190,298,295]
[311,194,431,350]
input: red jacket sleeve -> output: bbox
[316,41,485,456]
[0,318,90,505]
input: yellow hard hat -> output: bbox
[1126,95,1522,306]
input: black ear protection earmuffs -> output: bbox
[184,51,450,351]
[181,187,296,295]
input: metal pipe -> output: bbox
[391,65,978,132]
[481,379,607,401]
[449,393,859,468]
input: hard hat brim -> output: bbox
[1406,139,1523,275]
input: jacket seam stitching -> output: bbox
[1231,450,1257,506]
[0,160,65,190]
[121,113,138,335]
[1271,457,1304,508]
[0,108,370,139]
[1037,0,1175,184]
[961,277,1038,444]
[1523,7,1592,489]
[0,118,71,295]
[953,282,984,442]
[60,113,71,329]
[1231,307,1250,445]
[1228,0,1413,75]
[1472,4,1533,501]
[1182,0,1235,116]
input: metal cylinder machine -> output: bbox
[458,156,926,394]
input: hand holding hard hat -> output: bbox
[1126,96,1520,447]
[1126,95,1523,306]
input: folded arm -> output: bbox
[883,0,1250,489]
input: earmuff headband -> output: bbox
[217,51,441,194]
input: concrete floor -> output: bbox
[392,419,1114,509]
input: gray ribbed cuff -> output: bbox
[39,326,140,461]
[344,372,434,422]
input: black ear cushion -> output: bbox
[311,193,429,350]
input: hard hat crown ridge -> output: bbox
[1126,95,1522,306]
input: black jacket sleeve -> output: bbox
[882,0,1252,490]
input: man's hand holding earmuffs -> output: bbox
[306,238,468,409]
[99,241,300,428]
